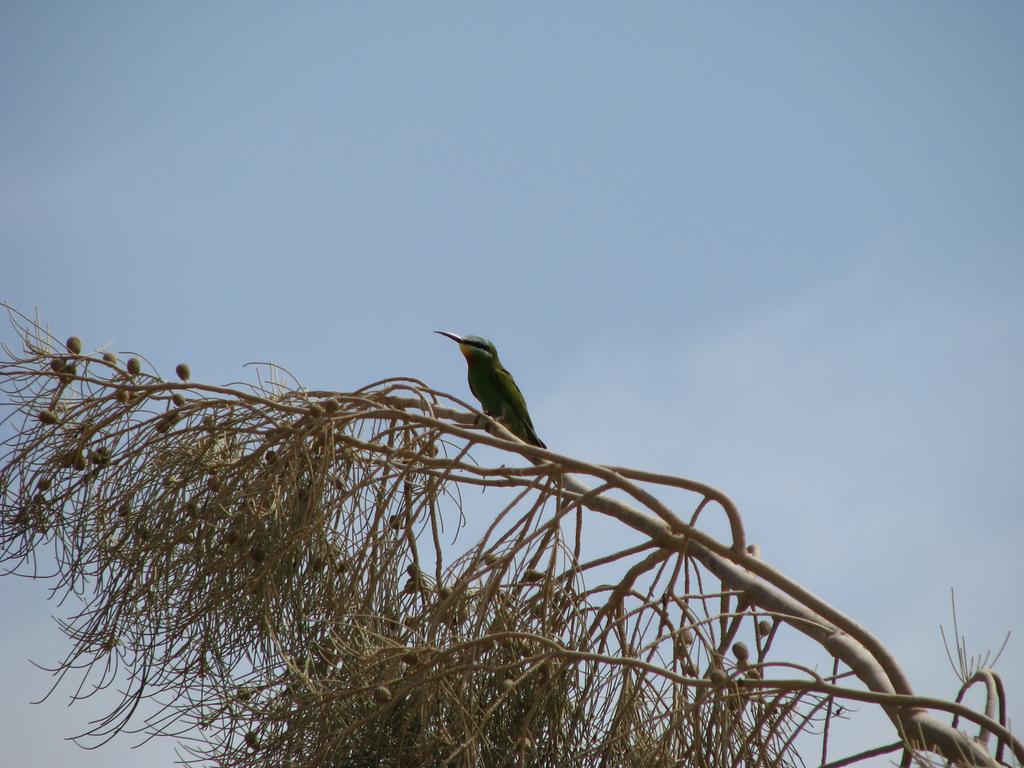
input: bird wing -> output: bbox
[466,370,489,414]
[491,364,545,448]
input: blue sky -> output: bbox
[2,3,1022,766]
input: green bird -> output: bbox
[435,331,546,448]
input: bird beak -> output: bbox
[434,330,464,344]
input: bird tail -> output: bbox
[500,415,545,449]
[524,425,545,449]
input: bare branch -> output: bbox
[1,308,1017,768]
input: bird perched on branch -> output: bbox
[435,331,545,448]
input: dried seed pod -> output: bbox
[732,642,750,662]
[102,351,118,365]
[372,685,392,704]
[126,357,142,376]
[308,402,324,417]
[322,397,339,413]
[155,411,180,433]
[116,388,133,404]
[672,636,688,659]
[512,638,534,657]
[388,514,405,530]
[756,619,772,637]
[72,452,88,470]
[37,477,52,491]
[243,731,260,750]
[172,393,187,407]
[501,678,516,691]
[90,447,112,466]
[175,363,190,381]
[448,603,468,626]
[49,358,65,373]
[66,336,82,354]
[37,408,59,425]
[708,667,729,687]
[483,552,500,566]
[62,362,77,377]
[264,449,276,463]
[522,568,544,583]
[401,650,419,666]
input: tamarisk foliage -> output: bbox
[0,309,1018,768]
